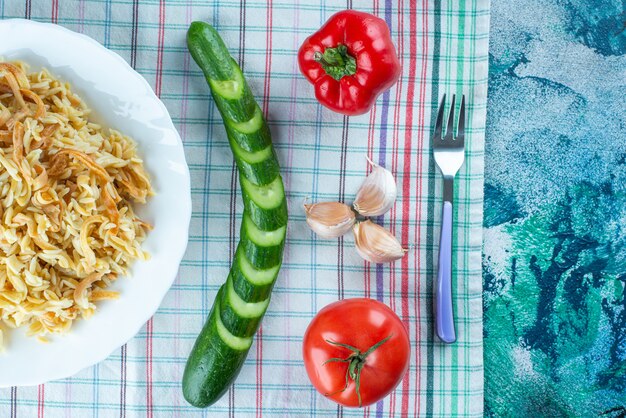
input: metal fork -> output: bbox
[432,94,465,344]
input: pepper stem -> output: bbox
[322,334,393,407]
[314,44,357,81]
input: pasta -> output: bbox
[0,61,153,349]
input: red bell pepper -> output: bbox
[298,10,401,116]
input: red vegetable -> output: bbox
[298,10,401,116]
[302,298,410,407]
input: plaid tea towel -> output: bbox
[0,0,489,416]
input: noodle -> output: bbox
[0,61,153,349]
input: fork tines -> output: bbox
[433,94,465,148]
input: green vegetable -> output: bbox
[183,21,288,408]
[228,135,281,186]
[240,174,288,230]
[230,265,275,303]
[219,274,270,337]
[232,243,281,302]
[182,288,252,406]
[240,213,285,270]
[226,106,272,152]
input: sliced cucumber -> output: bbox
[208,59,257,123]
[207,61,245,100]
[241,212,285,247]
[230,259,276,303]
[215,291,254,349]
[240,213,285,269]
[231,243,279,302]
[228,136,280,185]
[240,172,285,209]
[225,106,272,153]
[219,274,270,337]
[185,21,287,409]
[187,23,256,124]
[182,288,250,408]
[240,174,288,231]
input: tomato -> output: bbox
[302,298,410,407]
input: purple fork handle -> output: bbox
[436,201,456,343]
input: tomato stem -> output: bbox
[322,334,393,407]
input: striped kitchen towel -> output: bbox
[0,0,489,416]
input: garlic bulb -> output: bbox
[353,157,397,216]
[353,220,407,263]
[304,201,356,239]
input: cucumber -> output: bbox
[231,242,280,302]
[240,213,285,269]
[240,174,288,231]
[182,288,252,408]
[225,106,272,153]
[184,21,288,408]
[207,60,258,123]
[219,273,270,337]
[187,22,256,123]
[228,135,280,186]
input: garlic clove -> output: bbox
[353,220,407,263]
[353,157,397,217]
[304,201,356,239]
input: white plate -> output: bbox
[0,19,191,387]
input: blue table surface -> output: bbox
[483,0,625,416]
